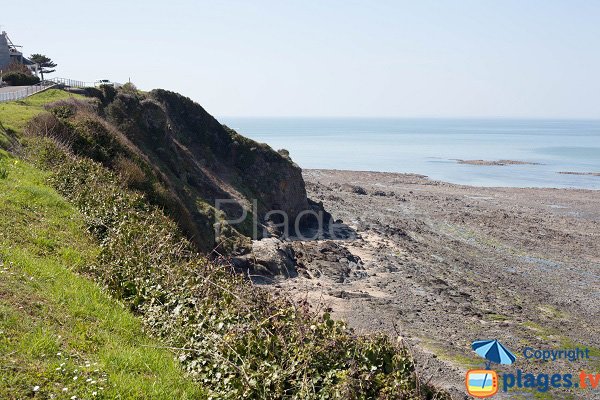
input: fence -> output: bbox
[0,81,56,103]
[0,77,99,103]
[48,77,96,88]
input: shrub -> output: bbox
[6,61,33,74]
[1,71,41,86]
[25,113,73,149]
[101,84,117,103]
[82,86,104,100]
[121,82,138,93]
[114,155,148,189]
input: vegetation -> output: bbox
[121,81,138,93]
[0,152,203,399]
[0,90,449,399]
[4,60,35,75]
[29,54,57,81]
[0,89,77,148]
[0,61,40,86]
[0,70,40,86]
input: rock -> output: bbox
[329,290,372,299]
[341,183,367,195]
[231,238,297,282]
[291,241,366,283]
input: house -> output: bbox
[0,31,37,74]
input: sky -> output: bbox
[2,0,600,118]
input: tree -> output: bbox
[29,54,57,81]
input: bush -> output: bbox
[1,71,40,86]
[121,81,138,93]
[25,113,73,148]
[4,61,36,77]
[82,86,104,100]
[114,155,148,189]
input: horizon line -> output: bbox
[217,115,600,120]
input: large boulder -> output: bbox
[231,238,297,283]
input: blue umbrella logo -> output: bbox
[472,339,516,369]
[467,340,517,397]
[466,340,515,397]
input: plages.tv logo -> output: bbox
[466,339,516,398]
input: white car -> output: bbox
[94,79,121,88]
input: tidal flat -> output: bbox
[274,169,600,398]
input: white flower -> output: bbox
[92,392,97,396]
[62,387,68,392]
[33,385,40,391]
[71,396,77,400]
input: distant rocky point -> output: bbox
[455,159,541,166]
[557,171,600,176]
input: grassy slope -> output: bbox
[0,89,78,148]
[0,97,203,399]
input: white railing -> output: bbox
[48,77,95,88]
[0,81,56,103]
[0,76,99,103]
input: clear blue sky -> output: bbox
[3,0,599,118]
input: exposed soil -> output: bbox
[273,169,600,399]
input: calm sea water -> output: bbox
[221,118,600,189]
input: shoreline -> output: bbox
[273,168,600,398]
[303,168,600,191]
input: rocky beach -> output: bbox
[258,169,600,398]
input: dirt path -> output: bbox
[278,169,600,398]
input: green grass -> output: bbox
[0,89,80,147]
[0,153,203,399]
[486,313,509,322]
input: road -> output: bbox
[0,85,30,94]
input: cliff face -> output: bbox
[36,87,309,252]
[143,89,309,221]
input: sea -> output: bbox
[220,118,600,189]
